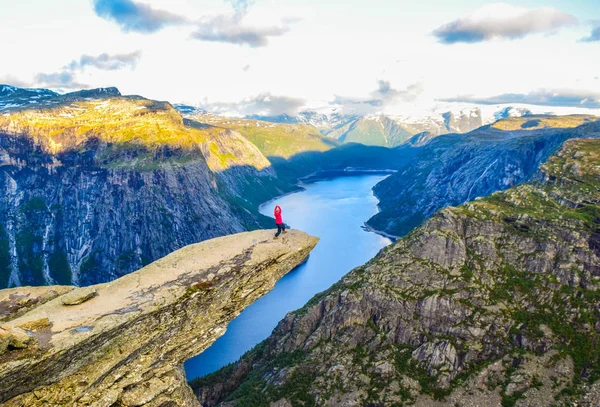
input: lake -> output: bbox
[184,174,391,379]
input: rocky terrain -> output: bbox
[0,229,318,407]
[192,138,600,406]
[0,86,293,287]
[368,115,600,237]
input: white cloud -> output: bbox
[1,0,599,117]
[433,3,578,44]
[200,92,305,116]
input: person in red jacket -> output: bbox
[274,204,286,238]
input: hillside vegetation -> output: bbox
[491,114,597,131]
[177,114,338,159]
[193,137,600,407]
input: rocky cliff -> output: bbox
[369,115,600,237]
[0,229,318,406]
[0,87,290,288]
[193,138,600,406]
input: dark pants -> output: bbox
[275,223,286,237]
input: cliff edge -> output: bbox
[0,229,318,406]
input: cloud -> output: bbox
[93,0,187,33]
[34,71,87,90]
[373,80,422,104]
[332,80,423,114]
[92,0,293,47]
[433,3,578,44]
[32,50,141,91]
[66,51,142,71]
[201,93,305,116]
[443,89,600,108]
[191,16,289,47]
[580,24,600,42]
[0,75,31,88]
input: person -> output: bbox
[274,204,286,238]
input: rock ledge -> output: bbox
[0,229,318,406]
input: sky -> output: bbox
[1,0,599,117]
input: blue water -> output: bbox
[184,174,391,379]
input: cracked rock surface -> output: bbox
[0,229,318,407]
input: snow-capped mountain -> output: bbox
[243,104,596,147]
[173,104,210,116]
[0,85,121,113]
[0,85,58,111]
[247,107,490,147]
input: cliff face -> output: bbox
[194,138,600,406]
[0,89,287,288]
[0,229,318,407]
[368,116,600,237]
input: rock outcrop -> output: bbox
[0,229,318,406]
[193,139,600,406]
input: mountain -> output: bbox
[192,137,600,406]
[175,107,416,187]
[173,104,209,116]
[0,85,58,111]
[177,109,339,159]
[0,230,318,406]
[244,107,527,148]
[0,86,291,288]
[368,115,600,237]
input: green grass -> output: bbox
[196,116,338,158]
[492,115,598,131]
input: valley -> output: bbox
[185,174,391,380]
[192,137,600,407]
[4,1,600,405]
[1,84,600,407]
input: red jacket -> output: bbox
[274,205,283,224]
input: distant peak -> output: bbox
[0,85,18,94]
[64,87,121,99]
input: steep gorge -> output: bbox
[194,138,600,406]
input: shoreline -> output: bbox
[259,171,397,244]
[259,169,396,213]
[299,168,397,183]
[362,223,399,241]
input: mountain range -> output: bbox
[2,83,600,407]
[246,106,536,147]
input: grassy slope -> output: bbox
[189,115,339,159]
[491,114,597,131]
